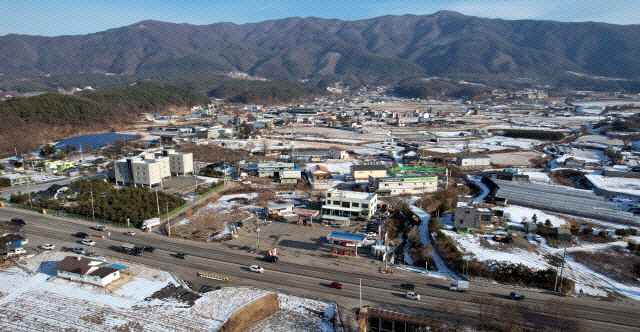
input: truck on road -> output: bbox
[449,280,469,292]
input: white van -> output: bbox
[6,248,27,257]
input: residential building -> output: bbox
[1,173,31,187]
[369,173,438,196]
[351,164,388,182]
[329,146,349,160]
[401,149,421,165]
[33,184,79,201]
[196,128,220,139]
[456,155,491,168]
[114,149,193,187]
[322,188,377,219]
[245,162,301,178]
[55,256,122,287]
[453,198,494,229]
[44,160,75,173]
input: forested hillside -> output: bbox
[2,11,640,90]
[0,82,209,155]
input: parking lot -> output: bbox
[223,212,383,267]
[159,175,200,194]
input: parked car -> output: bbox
[509,292,525,301]
[125,231,136,236]
[95,225,107,231]
[81,238,96,246]
[241,180,251,185]
[73,247,88,254]
[6,248,27,256]
[236,221,244,228]
[330,281,343,289]
[75,232,88,238]
[406,291,420,300]
[176,252,187,259]
[534,235,542,242]
[505,236,514,243]
[250,265,264,273]
[263,255,278,263]
[143,246,155,253]
[40,244,56,250]
[355,217,366,222]
[11,218,26,226]
[400,283,415,290]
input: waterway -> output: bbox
[54,132,137,150]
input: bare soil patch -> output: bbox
[571,249,640,285]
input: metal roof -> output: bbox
[327,231,367,243]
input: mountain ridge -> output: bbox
[2,11,639,88]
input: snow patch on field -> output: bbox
[497,205,569,228]
[176,193,259,226]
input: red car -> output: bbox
[330,282,343,289]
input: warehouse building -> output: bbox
[456,155,491,168]
[368,169,438,196]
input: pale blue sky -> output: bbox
[2,0,638,36]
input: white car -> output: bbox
[249,265,264,273]
[41,244,56,250]
[241,180,251,185]
[534,235,542,242]
[125,231,136,236]
[6,248,27,256]
[406,291,420,300]
[81,238,96,246]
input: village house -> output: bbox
[55,256,122,287]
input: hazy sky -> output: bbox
[2,0,638,36]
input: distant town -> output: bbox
[1,82,640,331]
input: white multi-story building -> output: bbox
[115,149,193,187]
[329,146,349,160]
[322,188,377,220]
[369,173,438,196]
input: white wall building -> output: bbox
[329,146,349,160]
[456,155,491,168]
[369,174,438,196]
[55,256,121,287]
[115,149,193,187]
[322,188,377,219]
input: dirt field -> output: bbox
[489,151,542,166]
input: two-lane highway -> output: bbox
[3,208,640,331]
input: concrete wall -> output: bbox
[217,293,279,332]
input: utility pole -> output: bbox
[256,227,261,253]
[155,187,160,217]
[558,244,568,293]
[359,278,362,309]
[90,189,95,223]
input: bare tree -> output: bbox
[544,298,583,332]
[262,139,271,156]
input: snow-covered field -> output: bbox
[25,172,67,182]
[176,193,259,227]
[585,174,640,197]
[0,252,339,332]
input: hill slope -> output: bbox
[1,11,639,88]
[0,82,209,155]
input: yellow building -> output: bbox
[351,164,388,182]
[44,160,76,173]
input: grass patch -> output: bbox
[571,248,640,285]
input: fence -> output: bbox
[387,167,445,177]
[159,181,227,221]
[5,202,128,228]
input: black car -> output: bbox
[75,232,88,238]
[143,246,156,253]
[509,292,525,301]
[263,255,278,263]
[400,283,415,290]
[176,252,187,259]
[355,217,366,222]
[11,218,26,226]
[236,221,244,228]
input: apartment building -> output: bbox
[322,188,378,219]
[114,149,193,187]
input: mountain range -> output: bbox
[2,11,640,89]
